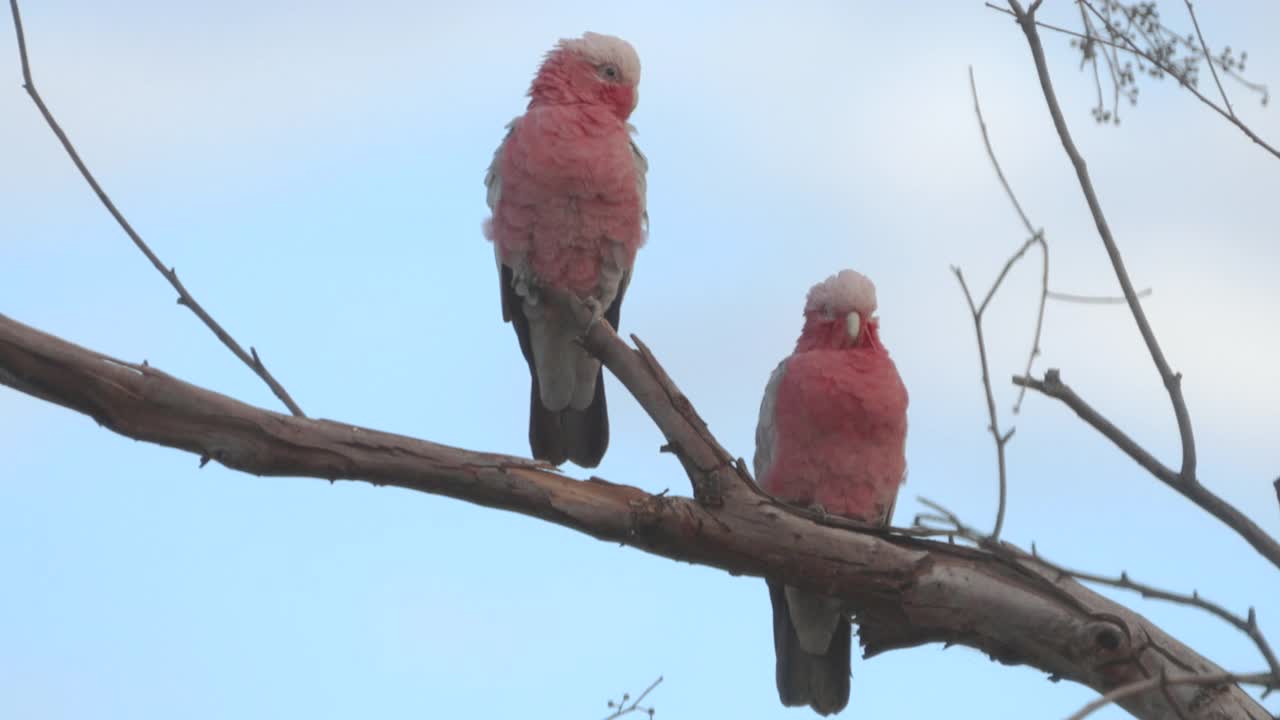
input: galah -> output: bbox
[754,269,909,716]
[484,32,648,468]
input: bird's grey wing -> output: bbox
[753,359,790,488]
[629,135,649,236]
[487,120,517,323]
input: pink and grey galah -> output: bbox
[484,32,648,468]
[754,269,909,716]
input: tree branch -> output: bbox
[602,676,662,720]
[969,64,1052,407]
[1064,671,1274,720]
[0,312,1269,720]
[956,66,1060,538]
[1006,0,1199,484]
[1077,0,1279,160]
[1013,370,1280,571]
[985,2,1279,158]
[1047,288,1151,305]
[6,0,305,417]
[952,266,1016,541]
[1033,556,1280,686]
[1182,0,1234,118]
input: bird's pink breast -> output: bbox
[491,106,644,295]
[762,349,908,522]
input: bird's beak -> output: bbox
[844,312,862,344]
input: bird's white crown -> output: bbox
[556,32,641,83]
[805,269,878,317]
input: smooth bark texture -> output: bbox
[0,312,1266,719]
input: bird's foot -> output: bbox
[583,296,605,330]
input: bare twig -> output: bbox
[1014,370,1280,570]
[1029,551,1280,684]
[970,69,1036,237]
[985,2,1279,159]
[6,0,305,417]
[954,67,1064,537]
[1076,2,1127,124]
[1182,1,1233,117]
[952,267,1016,541]
[1078,0,1280,160]
[1007,0,1198,481]
[1063,671,1274,720]
[1047,288,1151,304]
[602,676,662,720]
[969,68,1051,417]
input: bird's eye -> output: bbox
[599,64,620,81]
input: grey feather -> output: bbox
[753,359,789,486]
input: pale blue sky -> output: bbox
[2,1,1278,718]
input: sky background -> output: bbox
[2,1,1278,718]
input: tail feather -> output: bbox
[528,375,568,466]
[560,370,609,468]
[768,581,851,716]
[527,370,609,469]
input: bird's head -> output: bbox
[528,32,641,120]
[797,269,882,352]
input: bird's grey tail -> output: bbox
[768,581,851,716]
[528,371,608,469]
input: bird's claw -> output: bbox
[583,296,605,329]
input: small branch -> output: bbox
[1007,0,1198,482]
[1030,552,1280,684]
[985,2,1280,159]
[1047,288,1151,304]
[968,67,1050,415]
[602,676,662,720]
[970,68,1036,237]
[1182,1,1233,117]
[1078,0,1280,160]
[957,66,1074,535]
[1014,237,1048,416]
[1014,370,1280,571]
[912,503,1278,718]
[952,267,1014,541]
[1063,671,1274,720]
[6,0,305,417]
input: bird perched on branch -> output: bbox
[754,269,909,715]
[484,32,648,468]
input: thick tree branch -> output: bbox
[0,312,1268,720]
[7,0,305,417]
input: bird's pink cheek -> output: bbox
[609,87,636,118]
